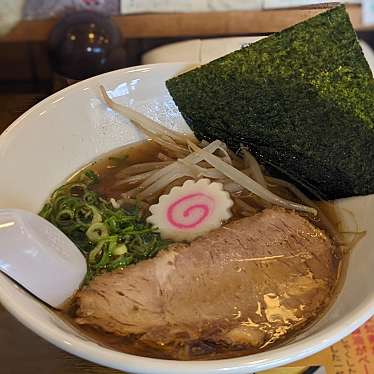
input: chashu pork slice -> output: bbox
[75,208,339,350]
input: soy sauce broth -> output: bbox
[82,140,163,200]
[60,140,349,360]
[79,139,344,234]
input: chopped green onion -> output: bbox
[88,239,107,264]
[39,170,170,281]
[106,254,134,271]
[84,169,99,184]
[112,244,128,256]
[86,222,109,243]
[56,209,75,225]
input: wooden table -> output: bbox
[0,305,123,373]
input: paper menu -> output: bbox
[263,0,360,9]
[293,318,374,374]
[121,0,361,14]
[121,0,262,14]
[253,318,374,373]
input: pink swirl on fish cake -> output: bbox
[166,193,215,229]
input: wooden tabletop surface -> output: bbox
[0,304,124,373]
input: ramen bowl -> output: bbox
[0,63,373,374]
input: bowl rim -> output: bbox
[1,62,374,373]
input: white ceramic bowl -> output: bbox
[0,63,374,374]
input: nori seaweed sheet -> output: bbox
[166,5,374,199]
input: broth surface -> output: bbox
[60,140,347,360]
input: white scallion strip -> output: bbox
[147,134,190,156]
[100,85,198,145]
[135,125,190,157]
[137,164,196,199]
[157,152,172,161]
[189,142,317,215]
[215,146,232,165]
[114,170,157,187]
[121,141,227,199]
[241,148,267,188]
[136,163,223,199]
[115,161,172,178]
[223,182,243,193]
[134,140,224,193]
[265,176,339,239]
[178,159,224,179]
